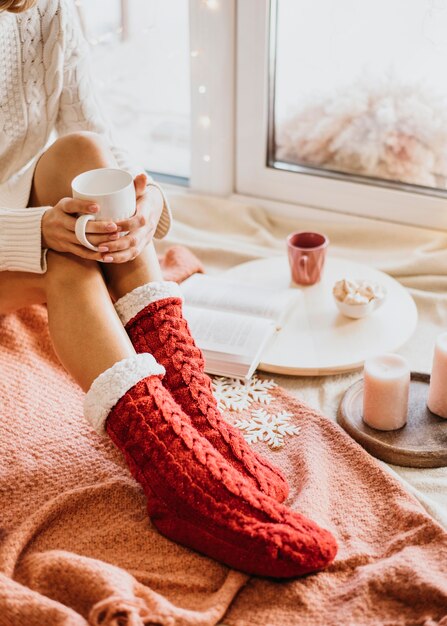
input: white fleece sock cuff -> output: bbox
[114,281,183,326]
[84,353,165,435]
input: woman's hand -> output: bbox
[41,173,162,263]
[94,173,163,264]
[41,197,121,262]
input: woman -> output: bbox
[0,0,337,577]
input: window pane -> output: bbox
[77,0,190,180]
[271,0,447,191]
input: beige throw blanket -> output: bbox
[1,242,446,625]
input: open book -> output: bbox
[180,274,299,379]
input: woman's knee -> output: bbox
[50,131,114,166]
[45,251,104,290]
[30,131,116,207]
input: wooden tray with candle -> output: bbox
[338,372,447,468]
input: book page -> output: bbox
[181,274,299,325]
[183,305,276,358]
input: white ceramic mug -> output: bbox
[72,168,136,252]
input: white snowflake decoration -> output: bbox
[234,409,301,449]
[212,376,277,412]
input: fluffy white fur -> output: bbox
[84,353,165,434]
[276,76,447,187]
[114,281,183,326]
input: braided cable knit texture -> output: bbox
[84,353,165,435]
[0,12,27,173]
[124,293,290,503]
[0,0,62,184]
[105,374,337,578]
[0,0,127,184]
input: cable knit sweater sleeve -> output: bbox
[55,0,171,240]
[0,206,50,273]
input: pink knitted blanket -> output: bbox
[0,247,446,625]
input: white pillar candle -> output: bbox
[363,354,410,431]
[427,332,447,419]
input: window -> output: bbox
[76,0,190,182]
[272,0,447,192]
[237,0,447,229]
[75,0,447,229]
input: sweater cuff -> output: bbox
[147,181,172,239]
[0,207,50,274]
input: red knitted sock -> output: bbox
[84,354,337,578]
[115,282,289,503]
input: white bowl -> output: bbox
[332,279,387,319]
[334,297,384,319]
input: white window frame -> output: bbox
[189,0,235,195]
[188,0,447,230]
[185,0,447,231]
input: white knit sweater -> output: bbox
[0,0,171,274]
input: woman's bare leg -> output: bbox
[0,253,134,391]
[45,251,135,390]
[102,242,163,300]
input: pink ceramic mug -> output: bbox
[287,231,329,286]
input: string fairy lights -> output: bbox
[202,0,219,10]
[192,0,221,165]
[198,115,211,129]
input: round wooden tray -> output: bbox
[337,372,447,468]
